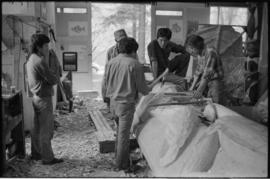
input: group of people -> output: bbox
[102,28,224,172]
[25,26,224,172]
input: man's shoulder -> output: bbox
[107,45,117,53]
[206,46,218,55]
[107,54,120,65]
[148,39,158,47]
[28,54,42,64]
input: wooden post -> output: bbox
[12,92,25,158]
[215,25,221,53]
[151,2,156,41]
[138,4,146,64]
[0,105,6,176]
[13,36,21,89]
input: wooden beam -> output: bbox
[88,109,138,153]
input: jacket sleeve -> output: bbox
[35,59,59,86]
[170,41,187,54]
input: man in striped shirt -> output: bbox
[186,35,224,104]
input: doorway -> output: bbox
[91,3,152,95]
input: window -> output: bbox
[210,6,248,41]
[56,7,61,13]
[62,8,87,14]
[210,6,248,26]
[156,10,183,16]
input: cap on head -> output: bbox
[114,29,127,42]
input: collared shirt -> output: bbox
[26,54,58,97]
[106,44,119,63]
[105,54,150,104]
[101,44,120,100]
[147,39,186,76]
[194,46,224,82]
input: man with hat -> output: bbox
[102,29,128,107]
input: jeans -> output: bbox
[31,95,55,162]
[110,100,135,170]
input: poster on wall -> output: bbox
[68,21,88,36]
[169,19,184,44]
[68,45,89,72]
[187,20,199,36]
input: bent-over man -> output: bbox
[186,34,224,104]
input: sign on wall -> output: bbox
[63,52,78,71]
[68,21,88,36]
[68,45,89,72]
[169,19,184,44]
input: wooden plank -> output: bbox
[89,109,115,153]
[89,109,138,153]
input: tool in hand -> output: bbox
[149,68,169,88]
[199,115,214,126]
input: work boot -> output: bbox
[42,158,64,165]
[29,154,41,161]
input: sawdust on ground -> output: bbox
[3,96,151,177]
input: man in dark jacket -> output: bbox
[147,28,190,79]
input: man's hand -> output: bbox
[193,90,203,99]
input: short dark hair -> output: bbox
[118,37,138,54]
[157,28,172,40]
[30,33,50,54]
[185,34,204,51]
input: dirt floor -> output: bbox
[3,95,151,177]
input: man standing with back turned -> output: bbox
[102,29,128,107]
[104,37,152,172]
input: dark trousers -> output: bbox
[31,96,55,162]
[110,100,135,170]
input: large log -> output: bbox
[133,83,267,177]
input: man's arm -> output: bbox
[151,61,158,79]
[147,42,158,79]
[170,41,187,54]
[135,63,151,96]
[189,58,204,91]
[101,63,109,100]
[36,59,59,86]
[193,50,218,98]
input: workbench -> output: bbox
[1,91,25,176]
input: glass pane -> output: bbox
[56,7,61,13]
[210,6,248,26]
[156,10,183,16]
[91,3,152,92]
[210,7,218,24]
[63,8,87,13]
